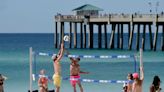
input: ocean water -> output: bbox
[0,33,163,92]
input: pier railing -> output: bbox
[55,14,164,22]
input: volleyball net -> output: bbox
[29,47,142,91]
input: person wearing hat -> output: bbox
[38,69,49,92]
[132,49,144,92]
[68,55,89,92]
[51,43,64,92]
[132,65,144,92]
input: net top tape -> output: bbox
[35,52,135,59]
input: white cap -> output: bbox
[51,54,57,60]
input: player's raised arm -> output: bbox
[57,43,64,61]
[140,49,144,81]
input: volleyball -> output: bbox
[64,35,70,42]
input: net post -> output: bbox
[140,48,143,78]
[140,48,143,67]
[29,47,33,92]
[133,55,137,72]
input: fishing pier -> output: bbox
[54,4,164,51]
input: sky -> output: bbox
[0,0,164,33]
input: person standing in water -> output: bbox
[150,75,161,92]
[0,74,7,92]
[132,49,144,92]
[51,43,64,92]
[38,69,49,92]
[123,73,133,92]
[69,56,89,92]
[132,67,144,92]
[66,50,89,92]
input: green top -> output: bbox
[72,4,103,11]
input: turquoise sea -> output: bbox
[0,33,163,92]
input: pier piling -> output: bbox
[55,22,58,48]
[128,24,134,50]
[60,22,64,45]
[104,24,107,49]
[153,25,159,51]
[80,22,83,48]
[98,24,102,48]
[128,23,131,42]
[149,24,153,50]
[84,24,87,48]
[162,25,164,51]
[120,24,123,49]
[141,24,146,50]
[73,23,77,48]
[117,24,120,49]
[109,24,116,49]
[89,23,94,48]
[136,24,140,50]
[69,22,72,48]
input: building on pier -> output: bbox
[72,4,103,16]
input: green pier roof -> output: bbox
[72,4,103,11]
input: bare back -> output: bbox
[54,61,61,75]
[127,83,132,92]
[53,43,64,75]
[132,80,143,92]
